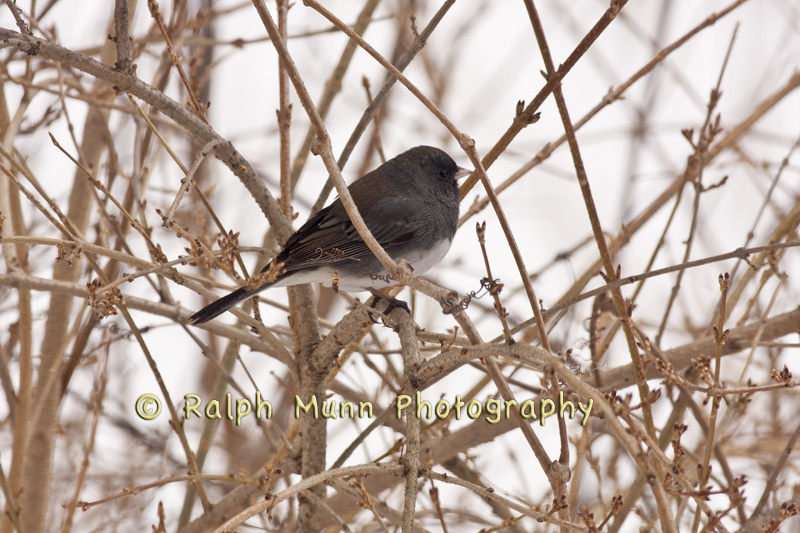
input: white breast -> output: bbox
[275,238,454,292]
[402,238,453,277]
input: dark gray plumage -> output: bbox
[189,146,469,324]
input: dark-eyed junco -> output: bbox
[189,145,470,324]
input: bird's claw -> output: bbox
[366,288,410,326]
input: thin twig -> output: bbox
[277,0,292,218]
[113,0,133,73]
[289,0,382,193]
[476,221,513,343]
[459,0,629,198]
[252,0,405,283]
[0,26,294,242]
[459,0,750,225]
[522,1,671,530]
[657,25,738,347]
[692,273,731,533]
[214,463,404,531]
[392,309,423,532]
[5,0,32,36]
[165,139,221,220]
[146,0,208,121]
[308,0,456,215]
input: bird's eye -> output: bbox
[438,169,449,179]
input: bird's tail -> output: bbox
[188,287,256,325]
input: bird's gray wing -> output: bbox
[275,195,422,272]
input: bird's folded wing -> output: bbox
[278,196,421,271]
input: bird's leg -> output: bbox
[366,287,410,324]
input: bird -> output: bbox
[188,145,470,324]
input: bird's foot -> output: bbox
[366,288,410,325]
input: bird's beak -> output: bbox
[455,167,472,181]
